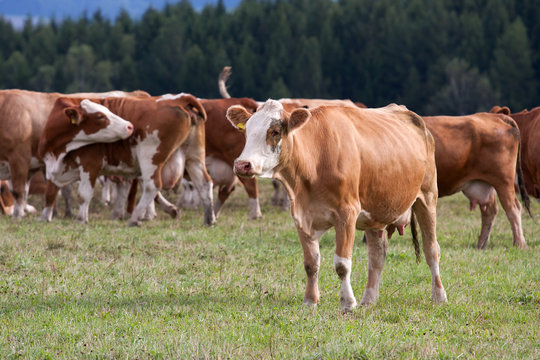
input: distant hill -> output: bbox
[0,0,241,25]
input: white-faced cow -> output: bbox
[39,94,216,226]
[227,100,446,312]
[0,89,149,218]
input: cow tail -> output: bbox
[218,66,232,99]
[410,210,421,263]
[516,143,532,217]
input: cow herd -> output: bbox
[0,67,537,313]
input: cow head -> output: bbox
[226,99,311,178]
[64,99,134,150]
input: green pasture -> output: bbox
[0,179,538,359]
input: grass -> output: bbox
[0,179,538,359]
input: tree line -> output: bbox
[0,0,538,115]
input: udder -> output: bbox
[462,180,495,211]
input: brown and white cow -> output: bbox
[423,113,529,249]
[0,89,149,218]
[491,106,540,199]
[39,94,216,226]
[202,98,261,219]
[227,100,446,312]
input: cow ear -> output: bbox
[286,108,311,134]
[490,106,511,115]
[64,107,83,125]
[226,105,251,132]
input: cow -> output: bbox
[202,98,261,219]
[422,113,529,249]
[491,106,540,199]
[39,94,216,226]
[226,100,447,312]
[0,89,149,218]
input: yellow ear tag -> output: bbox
[70,117,78,125]
[237,123,245,131]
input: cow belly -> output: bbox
[462,180,495,210]
[206,155,237,187]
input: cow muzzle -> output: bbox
[234,160,256,178]
[126,123,134,136]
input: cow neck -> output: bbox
[273,132,313,198]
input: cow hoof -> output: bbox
[514,241,528,250]
[76,217,88,224]
[360,288,378,305]
[24,204,37,214]
[341,298,357,314]
[302,298,318,308]
[249,213,263,220]
[204,215,217,226]
[64,212,73,219]
[432,288,447,304]
[128,220,141,227]
[168,207,179,219]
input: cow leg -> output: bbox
[361,229,387,305]
[155,192,179,218]
[334,216,358,312]
[111,181,132,220]
[129,174,160,226]
[185,160,216,226]
[76,171,96,224]
[8,155,30,218]
[214,184,235,217]
[239,177,261,220]
[495,183,526,249]
[22,180,37,214]
[61,184,74,218]
[271,179,280,206]
[477,191,498,249]
[143,200,157,221]
[412,194,447,303]
[298,229,322,307]
[40,180,60,222]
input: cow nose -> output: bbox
[126,123,134,134]
[234,160,253,177]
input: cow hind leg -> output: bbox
[61,184,74,218]
[8,157,30,218]
[215,184,234,218]
[361,229,387,306]
[494,182,527,249]
[40,180,60,222]
[477,191,498,249]
[155,192,179,218]
[111,181,132,220]
[185,160,216,226]
[129,180,159,226]
[412,194,447,303]
[462,181,498,249]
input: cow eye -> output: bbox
[271,129,280,137]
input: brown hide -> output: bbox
[423,112,527,249]
[0,89,150,216]
[491,106,540,199]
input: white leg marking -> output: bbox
[248,197,262,219]
[334,254,357,312]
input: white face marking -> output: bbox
[156,93,189,102]
[63,100,133,153]
[237,99,283,178]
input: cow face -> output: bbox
[64,99,134,151]
[227,99,311,178]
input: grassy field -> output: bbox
[0,179,538,359]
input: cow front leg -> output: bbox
[185,160,216,226]
[40,180,60,222]
[361,229,387,305]
[128,179,159,226]
[334,217,358,312]
[76,172,96,224]
[239,177,261,220]
[8,156,30,218]
[298,229,322,307]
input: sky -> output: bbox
[0,0,242,28]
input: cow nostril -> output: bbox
[127,124,133,132]
[243,162,251,171]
